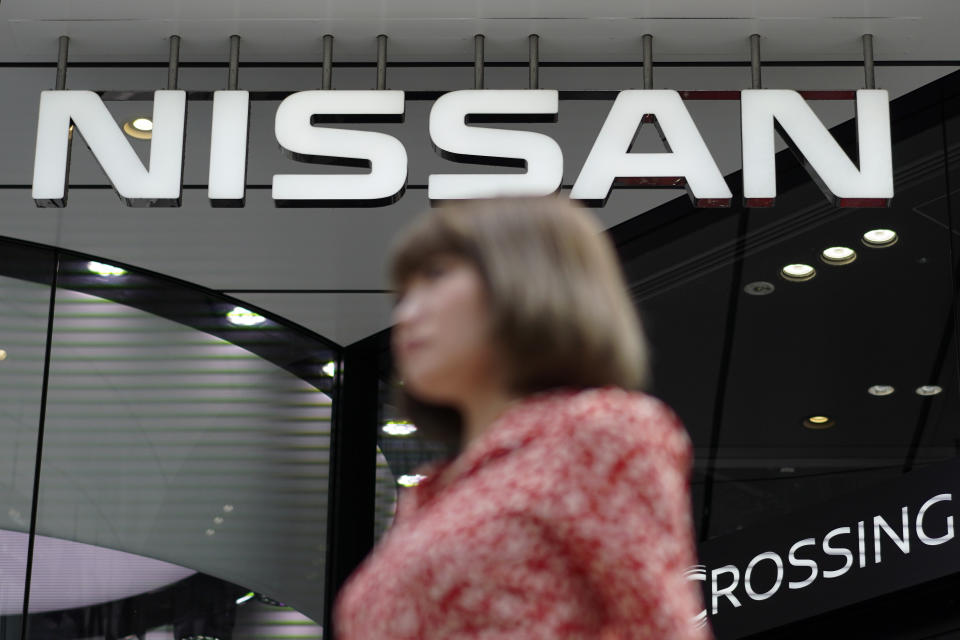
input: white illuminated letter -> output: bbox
[787,538,818,590]
[917,494,954,546]
[710,565,742,615]
[428,90,562,200]
[741,89,893,207]
[822,526,854,579]
[744,551,784,601]
[873,507,911,563]
[209,90,250,206]
[33,90,186,207]
[570,90,732,207]
[273,90,407,205]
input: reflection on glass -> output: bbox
[0,272,53,636]
[21,282,330,638]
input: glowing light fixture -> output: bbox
[862,229,898,248]
[226,307,265,327]
[397,474,427,487]
[87,261,127,277]
[382,421,417,436]
[821,246,857,265]
[213,516,224,525]
[916,385,942,396]
[803,416,835,430]
[781,263,816,282]
[223,504,235,513]
[868,385,895,396]
[0,349,6,361]
[122,117,153,140]
[204,529,215,536]
[236,592,255,605]
[322,361,337,377]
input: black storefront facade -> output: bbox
[0,23,959,640]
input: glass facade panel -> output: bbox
[0,245,56,640]
[0,252,337,640]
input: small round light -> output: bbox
[0,349,6,361]
[781,264,816,282]
[205,529,216,536]
[226,307,266,327]
[821,246,857,265]
[122,118,153,140]
[322,361,337,377]
[213,516,224,525]
[397,474,427,487]
[744,281,775,296]
[803,416,835,430]
[868,385,895,396]
[223,504,234,513]
[916,385,943,396]
[87,261,127,277]
[862,229,898,248]
[382,421,417,436]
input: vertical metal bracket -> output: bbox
[750,34,762,89]
[474,34,485,90]
[55,35,69,90]
[167,35,181,90]
[228,35,241,90]
[322,34,334,90]
[528,34,540,89]
[376,34,388,89]
[862,34,876,89]
[642,34,653,89]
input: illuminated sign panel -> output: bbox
[695,459,960,638]
[30,88,894,209]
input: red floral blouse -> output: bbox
[334,386,712,639]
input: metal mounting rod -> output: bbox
[167,35,181,90]
[228,35,241,90]
[862,34,876,89]
[376,34,388,89]
[55,35,69,90]
[474,34,485,89]
[642,34,653,89]
[528,34,540,89]
[750,33,762,89]
[322,34,334,90]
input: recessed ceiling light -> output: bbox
[868,385,895,396]
[0,349,6,361]
[821,246,857,265]
[213,516,224,525]
[122,118,153,140]
[803,416,835,429]
[205,529,215,536]
[222,504,234,513]
[382,421,417,436]
[916,385,943,396]
[322,361,336,377]
[781,264,816,282]
[226,307,266,327]
[397,474,427,487]
[744,281,775,296]
[87,261,127,277]
[862,229,898,248]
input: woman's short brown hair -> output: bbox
[388,195,649,452]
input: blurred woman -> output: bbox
[334,196,711,639]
